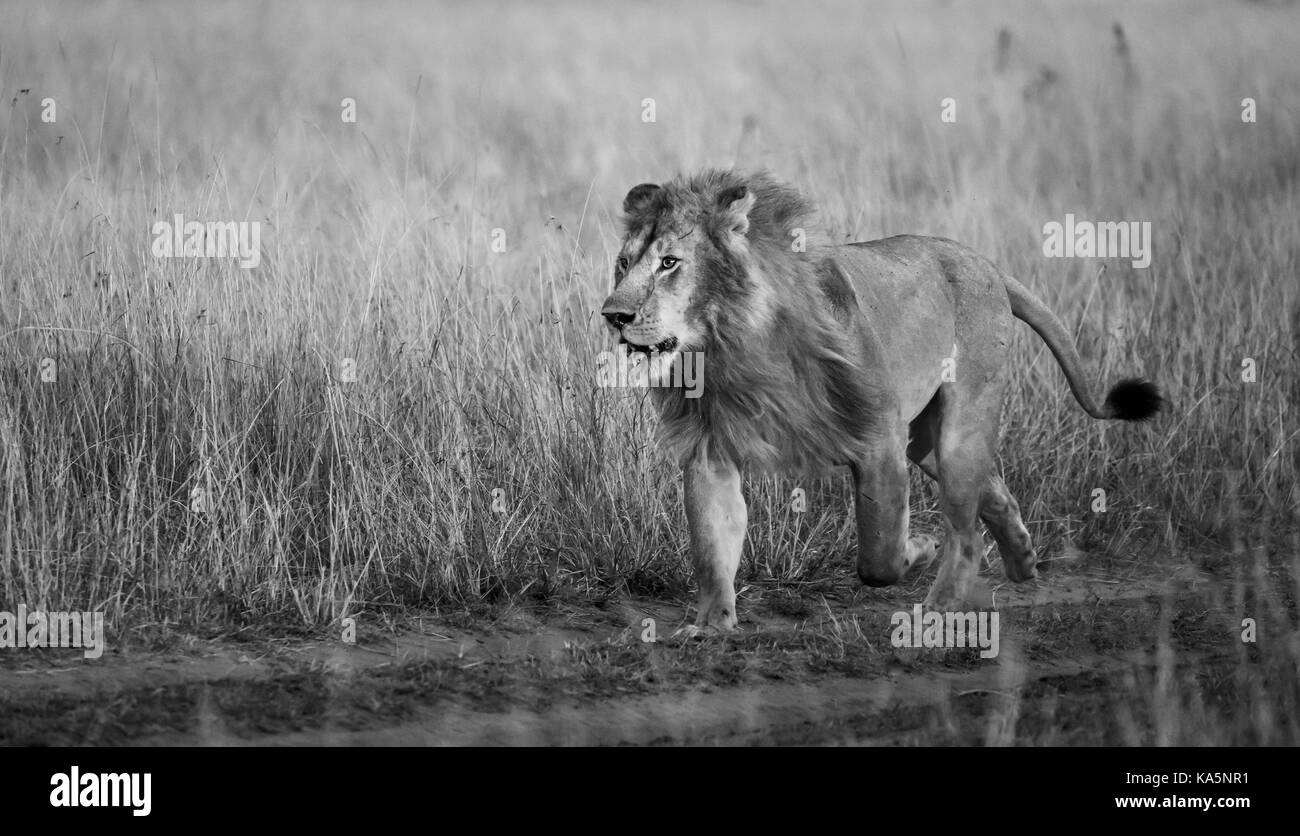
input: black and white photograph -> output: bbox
[0,0,1296,798]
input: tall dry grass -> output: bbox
[0,0,1296,639]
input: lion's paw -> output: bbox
[904,534,940,575]
[923,582,967,612]
[672,622,734,640]
[1002,548,1039,583]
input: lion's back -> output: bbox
[836,234,1011,321]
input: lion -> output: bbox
[601,170,1162,632]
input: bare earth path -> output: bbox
[0,561,1244,745]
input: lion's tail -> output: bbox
[1004,274,1162,422]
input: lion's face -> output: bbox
[601,181,755,375]
[608,221,698,356]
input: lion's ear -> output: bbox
[623,183,662,213]
[716,184,756,237]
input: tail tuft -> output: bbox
[1104,378,1163,422]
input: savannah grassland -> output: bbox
[0,0,1298,745]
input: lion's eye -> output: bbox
[660,256,679,270]
[616,256,629,272]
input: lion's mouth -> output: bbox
[621,336,679,355]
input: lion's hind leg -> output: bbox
[981,474,1037,582]
[924,458,987,609]
[921,383,1011,609]
[908,399,1037,585]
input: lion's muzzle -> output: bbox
[601,309,634,330]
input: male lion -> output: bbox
[601,170,1161,632]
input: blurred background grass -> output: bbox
[0,0,1296,632]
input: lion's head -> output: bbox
[601,170,874,472]
[604,174,744,350]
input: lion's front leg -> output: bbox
[681,455,746,632]
[852,433,937,587]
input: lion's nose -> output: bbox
[602,309,635,329]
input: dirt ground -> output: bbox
[0,554,1263,746]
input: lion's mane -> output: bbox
[626,170,881,472]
